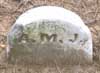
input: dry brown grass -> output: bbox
[0,0,100,72]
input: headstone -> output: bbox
[6,6,92,65]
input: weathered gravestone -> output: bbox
[6,6,92,65]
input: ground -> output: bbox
[0,0,100,73]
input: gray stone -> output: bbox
[6,6,93,65]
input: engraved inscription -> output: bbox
[40,33,57,42]
[13,21,82,45]
[69,33,78,42]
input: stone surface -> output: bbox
[6,6,92,65]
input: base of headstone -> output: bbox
[7,42,92,65]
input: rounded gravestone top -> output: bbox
[7,6,92,64]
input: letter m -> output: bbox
[40,33,57,42]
